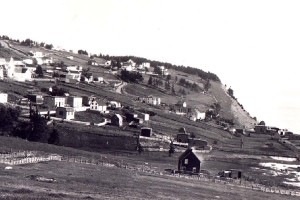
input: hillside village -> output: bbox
[0,36,300,199]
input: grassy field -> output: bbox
[0,157,299,200]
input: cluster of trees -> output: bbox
[49,86,69,96]
[148,76,175,94]
[227,87,234,98]
[96,54,220,82]
[0,104,21,134]
[178,88,187,95]
[178,78,202,92]
[0,104,60,144]
[120,70,143,83]
[19,38,54,50]
[78,49,88,55]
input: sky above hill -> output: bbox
[1,0,300,133]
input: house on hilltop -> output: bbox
[178,148,202,174]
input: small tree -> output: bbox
[204,79,211,91]
[259,121,266,126]
[190,132,196,139]
[171,84,176,95]
[28,112,47,142]
[228,87,234,97]
[169,140,175,157]
[48,129,60,145]
[35,65,43,77]
[148,76,153,85]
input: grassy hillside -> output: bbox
[0,39,299,198]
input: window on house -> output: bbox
[184,159,188,165]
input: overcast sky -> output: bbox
[1,0,300,132]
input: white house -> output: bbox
[145,95,161,105]
[12,67,32,82]
[0,66,4,80]
[89,97,108,113]
[159,66,169,76]
[44,96,66,108]
[58,70,81,82]
[56,107,75,120]
[67,96,82,108]
[94,76,104,83]
[30,51,44,58]
[140,113,150,121]
[194,109,206,120]
[66,65,82,72]
[67,56,73,60]
[0,93,8,103]
[0,58,6,65]
[127,59,136,67]
[42,57,53,65]
[142,62,150,68]
[22,59,33,65]
[121,63,133,71]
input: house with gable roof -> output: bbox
[178,148,202,174]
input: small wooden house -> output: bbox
[178,148,202,174]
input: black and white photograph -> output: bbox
[0,0,299,199]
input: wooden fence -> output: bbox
[60,155,300,197]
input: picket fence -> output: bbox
[0,151,62,166]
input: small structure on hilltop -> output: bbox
[56,107,75,120]
[178,148,202,174]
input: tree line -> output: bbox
[95,54,220,82]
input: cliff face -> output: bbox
[210,81,256,129]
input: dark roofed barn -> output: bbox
[178,148,201,174]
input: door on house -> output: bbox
[192,167,196,173]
